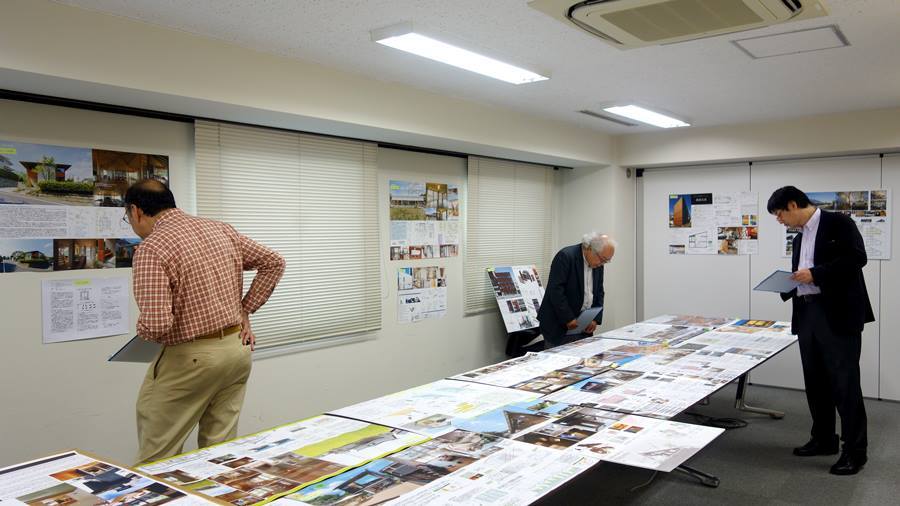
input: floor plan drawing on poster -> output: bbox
[397,266,447,323]
[668,192,758,255]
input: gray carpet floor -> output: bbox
[535,384,900,505]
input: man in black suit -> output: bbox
[538,232,615,349]
[768,186,874,475]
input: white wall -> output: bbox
[559,165,636,332]
[617,107,900,168]
[748,157,881,395]
[639,143,900,400]
[0,99,194,466]
[0,101,515,467]
[641,164,752,321]
[881,154,900,401]
[0,99,638,469]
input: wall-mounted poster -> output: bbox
[667,192,758,255]
[0,140,169,273]
[487,265,545,332]
[397,266,447,323]
[389,180,459,260]
[41,276,129,343]
[781,189,891,260]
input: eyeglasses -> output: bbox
[122,207,130,225]
[593,250,613,264]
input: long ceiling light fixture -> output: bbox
[602,105,690,128]
[371,23,548,85]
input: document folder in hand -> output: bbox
[108,335,161,363]
[566,306,603,335]
[753,270,802,293]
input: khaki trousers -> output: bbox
[136,331,251,464]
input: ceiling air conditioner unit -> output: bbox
[528,0,829,49]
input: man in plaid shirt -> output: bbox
[124,180,285,464]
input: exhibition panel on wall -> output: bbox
[640,154,894,399]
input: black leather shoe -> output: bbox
[829,451,867,475]
[793,436,839,456]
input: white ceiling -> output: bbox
[54,0,900,134]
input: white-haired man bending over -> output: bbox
[537,232,616,349]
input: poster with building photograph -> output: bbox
[397,266,447,323]
[0,140,168,273]
[667,192,758,255]
[487,265,545,332]
[0,450,213,506]
[274,430,506,506]
[780,189,891,259]
[389,180,459,260]
[138,415,428,506]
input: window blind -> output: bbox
[195,120,380,349]
[465,156,557,315]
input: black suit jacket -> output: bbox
[538,244,604,344]
[782,210,874,335]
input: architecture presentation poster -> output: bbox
[0,139,168,273]
[397,266,447,323]
[668,192,758,255]
[487,265,545,332]
[781,189,890,259]
[389,180,459,260]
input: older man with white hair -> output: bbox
[537,232,616,349]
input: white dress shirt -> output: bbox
[582,250,593,311]
[797,208,822,295]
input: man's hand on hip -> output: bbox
[240,311,256,351]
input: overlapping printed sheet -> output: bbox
[451,399,722,472]
[270,429,513,505]
[449,351,613,394]
[273,431,600,506]
[136,415,428,505]
[4,316,793,506]
[280,397,722,505]
[329,379,541,437]
[0,450,213,506]
[544,319,796,418]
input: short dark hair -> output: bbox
[767,186,811,214]
[124,179,176,216]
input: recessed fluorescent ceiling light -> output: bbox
[603,105,689,128]
[373,31,548,85]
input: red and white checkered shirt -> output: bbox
[133,208,285,345]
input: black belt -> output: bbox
[797,294,822,303]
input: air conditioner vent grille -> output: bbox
[781,0,802,13]
[592,0,765,42]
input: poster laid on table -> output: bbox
[389,180,459,260]
[0,450,213,506]
[397,266,447,323]
[137,415,428,506]
[487,265,545,332]
[781,189,891,260]
[667,192,758,255]
[0,139,168,273]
